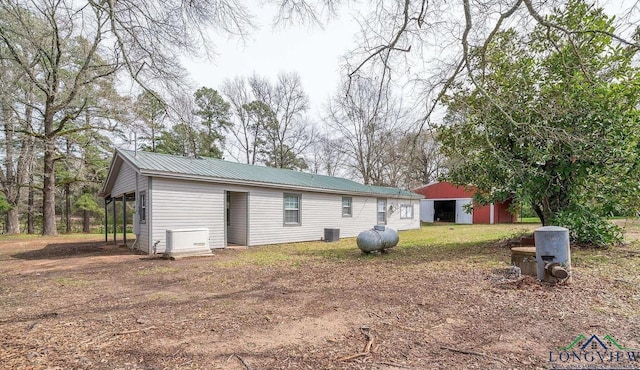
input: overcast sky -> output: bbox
[181,5,362,118]
[179,0,635,122]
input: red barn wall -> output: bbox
[473,204,491,224]
[414,182,515,224]
[495,200,517,223]
[414,182,474,199]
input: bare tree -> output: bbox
[0,0,255,234]
[393,130,448,188]
[101,0,253,95]
[0,2,119,234]
[0,33,36,234]
[307,134,345,177]
[222,77,259,164]
[223,73,315,170]
[0,86,35,234]
[249,72,315,170]
[413,131,448,185]
[324,76,404,185]
[337,0,640,133]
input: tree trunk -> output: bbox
[532,203,554,226]
[27,179,34,234]
[533,205,545,226]
[65,183,71,233]
[6,207,20,234]
[83,210,90,233]
[42,136,57,235]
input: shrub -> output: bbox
[552,210,623,248]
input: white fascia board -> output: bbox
[140,170,421,200]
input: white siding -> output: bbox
[111,163,136,197]
[246,191,367,245]
[147,177,421,251]
[135,175,150,253]
[247,192,419,246]
[386,199,421,230]
[151,178,224,253]
[227,192,248,246]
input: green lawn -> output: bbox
[214,220,640,276]
[214,223,539,269]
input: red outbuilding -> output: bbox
[413,182,516,224]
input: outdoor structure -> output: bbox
[100,149,422,254]
[413,181,516,224]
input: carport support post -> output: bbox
[123,195,127,246]
[104,198,108,243]
[113,198,117,245]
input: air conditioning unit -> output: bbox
[165,228,212,258]
[324,228,340,242]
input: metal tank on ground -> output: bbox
[356,225,399,253]
[534,226,571,283]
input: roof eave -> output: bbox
[100,149,142,198]
[140,170,420,199]
[99,152,122,198]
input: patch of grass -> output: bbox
[573,240,640,279]
[136,266,179,276]
[216,224,537,269]
[0,233,43,241]
[210,223,640,280]
[516,217,542,224]
[145,291,181,302]
[0,232,127,242]
[572,252,609,268]
[216,249,297,268]
[55,277,95,287]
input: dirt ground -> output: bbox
[1,224,639,370]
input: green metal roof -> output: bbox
[116,149,421,199]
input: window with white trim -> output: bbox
[342,197,352,217]
[377,198,387,224]
[283,193,301,225]
[139,191,147,223]
[400,204,414,219]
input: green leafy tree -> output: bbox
[193,87,232,158]
[134,91,167,152]
[0,193,10,233]
[438,0,640,247]
[154,124,195,156]
[75,193,104,233]
[0,4,121,235]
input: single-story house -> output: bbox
[413,181,516,224]
[100,149,422,254]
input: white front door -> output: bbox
[420,200,434,222]
[455,199,473,224]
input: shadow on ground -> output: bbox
[11,240,143,260]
